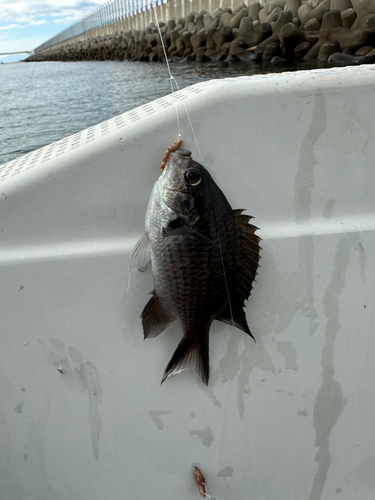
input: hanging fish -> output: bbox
[130,147,261,385]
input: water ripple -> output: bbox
[0,59,321,165]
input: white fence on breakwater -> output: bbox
[33,0,241,53]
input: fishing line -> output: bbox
[152,3,203,164]
[152,4,181,139]
[207,179,236,331]
[203,488,218,500]
[152,4,235,330]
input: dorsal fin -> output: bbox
[216,209,261,338]
[234,209,261,293]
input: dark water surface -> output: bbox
[0,59,322,165]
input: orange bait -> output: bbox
[194,466,207,498]
[160,139,183,172]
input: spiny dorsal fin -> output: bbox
[142,291,175,339]
[234,208,261,295]
[216,210,261,340]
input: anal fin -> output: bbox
[142,291,175,339]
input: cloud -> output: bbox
[29,19,48,25]
[0,0,105,53]
[0,24,19,30]
[0,20,47,30]
[0,1,103,25]
[53,16,80,24]
[0,34,48,53]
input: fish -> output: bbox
[130,147,261,385]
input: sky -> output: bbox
[0,0,103,63]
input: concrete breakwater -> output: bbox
[26,0,375,66]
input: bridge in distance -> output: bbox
[0,51,31,56]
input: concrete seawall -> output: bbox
[32,0,239,52]
[27,0,375,66]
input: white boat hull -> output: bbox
[1,65,374,500]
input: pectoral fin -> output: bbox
[129,232,151,272]
[163,218,219,252]
[142,291,175,339]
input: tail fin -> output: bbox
[161,336,209,385]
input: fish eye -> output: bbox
[185,168,202,186]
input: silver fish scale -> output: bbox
[137,148,258,384]
[147,182,234,333]
[153,238,212,332]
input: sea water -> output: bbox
[0,59,322,165]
